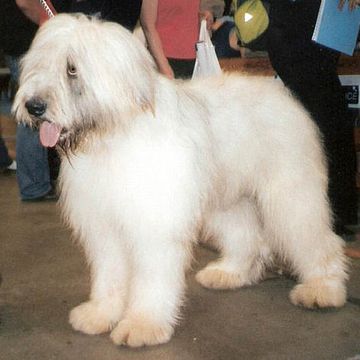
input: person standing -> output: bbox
[1,1,57,201]
[140,0,224,79]
[13,0,142,200]
[16,0,142,31]
[266,0,358,238]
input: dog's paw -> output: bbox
[110,315,174,347]
[290,278,346,308]
[69,300,122,335]
[196,266,248,290]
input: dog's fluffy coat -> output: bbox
[13,14,348,347]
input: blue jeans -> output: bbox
[5,55,52,200]
[16,124,51,200]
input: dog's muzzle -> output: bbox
[25,98,47,117]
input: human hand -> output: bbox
[160,64,175,80]
[338,0,359,11]
[200,10,214,30]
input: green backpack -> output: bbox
[233,0,269,47]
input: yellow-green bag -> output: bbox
[233,0,269,46]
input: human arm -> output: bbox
[140,0,175,79]
[200,0,225,18]
[15,0,43,24]
[200,0,225,29]
[16,0,58,25]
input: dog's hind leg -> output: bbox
[69,222,129,335]
[196,198,270,289]
[258,174,348,309]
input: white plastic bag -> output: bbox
[192,20,222,79]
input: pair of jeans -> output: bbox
[16,123,52,200]
[5,55,52,200]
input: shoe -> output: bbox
[7,160,16,171]
[335,224,356,242]
[0,160,16,174]
[22,188,58,202]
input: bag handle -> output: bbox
[198,19,212,45]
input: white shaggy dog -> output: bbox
[13,14,348,347]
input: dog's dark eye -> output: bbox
[67,64,77,77]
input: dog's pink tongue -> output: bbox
[39,121,62,147]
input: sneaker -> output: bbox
[7,160,16,171]
[22,187,58,202]
[335,224,356,242]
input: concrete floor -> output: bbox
[1,172,360,360]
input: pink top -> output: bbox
[156,0,200,60]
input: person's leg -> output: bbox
[0,136,13,168]
[306,72,358,229]
[167,58,196,79]
[278,57,357,230]
[7,55,53,200]
[267,0,358,232]
[16,123,51,200]
[47,147,60,184]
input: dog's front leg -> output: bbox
[110,228,189,347]
[69,223,129,335]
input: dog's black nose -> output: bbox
[25,98,47,117]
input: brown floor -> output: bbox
[1,172,360,360]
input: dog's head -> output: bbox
[13,14,156,152]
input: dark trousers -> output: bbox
[267,0,358,229]
[0,136,12,168]
[167,58,196,79]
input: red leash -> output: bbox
[38,0,57,25]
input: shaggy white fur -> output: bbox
[13,14,348,347]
